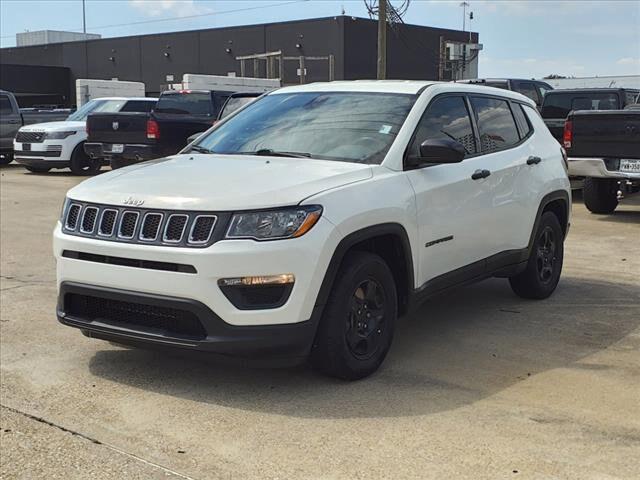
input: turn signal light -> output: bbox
[218,274,295,287]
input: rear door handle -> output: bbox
[526,156,542,165]
[471,169,491,180]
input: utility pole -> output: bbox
[460,1,469,31]
[377,0,387,79]
[82,0,86,34]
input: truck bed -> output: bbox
[567,110,640,160]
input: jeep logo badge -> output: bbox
[112,121,119,131]
[123,196,144,207]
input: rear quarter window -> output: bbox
[511,103,532,139]
[470,96,520,153]
[0,95,13,114]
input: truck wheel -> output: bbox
[25,166,51,173]
[509,211,564,300]
[70,143,101,176]
[583,177,618,214]
[310,251,397,380]
[0,153,13,165]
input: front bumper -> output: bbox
[13,139,73,165]
[84,142,159,164]
[58,282,316,363]
[54,216,339,356]
[568,157,640,180]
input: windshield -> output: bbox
[155,92,212,115]
[67,99,128,121]
[219,96,257,119]
[195,92,416,164]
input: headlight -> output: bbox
[60,197,70,222]
[226,206,322,240]
[46,131,76,140]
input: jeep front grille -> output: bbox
[62,201,222,248]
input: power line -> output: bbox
[1,0,309,40]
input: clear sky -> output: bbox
[1,0,639,78]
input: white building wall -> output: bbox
[540,76,640,89]
[76,79,146,107]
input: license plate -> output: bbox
[23,143,31,151]
[620,159,640,173]
[110,144,124,154]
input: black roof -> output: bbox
[544,88,639,95]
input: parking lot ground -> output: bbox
[1,164,639,480]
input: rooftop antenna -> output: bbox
[82,0,87,34]
[341,4,346,15]
[460,1,469,31]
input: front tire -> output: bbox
[310,251,397,380]
[70,143,101,176]
[0,152,13,165]
[509,211,564,299]
[583,177,618,214]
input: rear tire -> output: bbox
[70,143,101,176]
[25,166,51,173]
[0,152,13,165]
[509,212,564,300]
[583,177,618,214]
[310,251,397,380]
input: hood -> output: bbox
[68,154,373,211]
[20,121,84,131]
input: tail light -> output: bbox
[563,119,572,149]
[146,119,160,140]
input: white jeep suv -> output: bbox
[55,81,570,379]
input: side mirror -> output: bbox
[407,138,466,169]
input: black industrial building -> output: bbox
[0,16,478,107]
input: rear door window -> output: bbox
[513,82,540,105]
[409,95,477,157]
[470,96,520,153]
[0,95,13,114]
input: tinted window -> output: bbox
[511,103,532,139]
[624,91,639,106]
[537,83,552,100]
[471,96,520,153]
[197,92,415,164]
[0,95,12,114]
[514,82,539,104]
[410,96,476,157]
[66,99,128,121]
[120,100,155,113]
[219,96,257,119]
[542,92,619,118]
[155,92,212,115]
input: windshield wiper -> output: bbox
[249,148,312,158]
[189,145,212,154]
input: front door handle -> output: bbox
[471,169,491,180]
[526,156,542,165]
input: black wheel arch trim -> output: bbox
[310,223,414,330]
[527,189,570,253]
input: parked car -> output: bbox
[0,90,71,165]
[541,88,640,143]
[458,78,553,108]
[13,97,157,175]
[185,92,263,145]
[55,81,570,380]
[563,106,640,213]
[84,89,235,169]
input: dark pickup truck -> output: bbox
[541,88,639,143]
[564,106,640,214]
[84,89,233,169]
[459,78,553,108]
